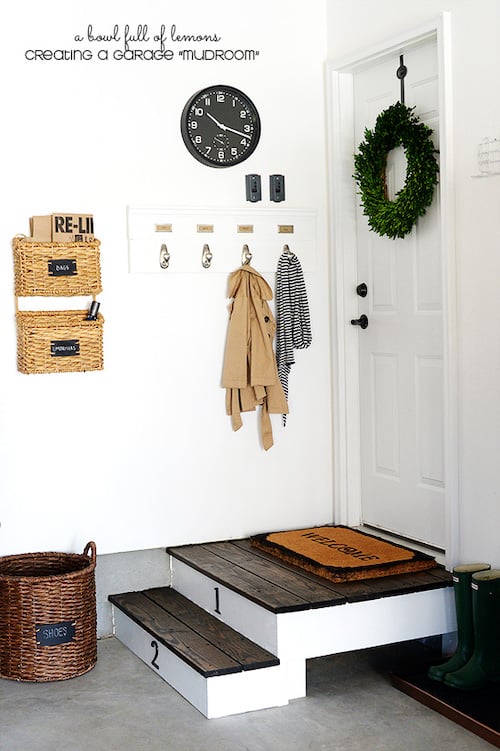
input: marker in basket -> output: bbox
[86,301,100,320]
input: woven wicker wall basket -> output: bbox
[13,237,102,296]
[16,310,104,374]
[0,542,97,682]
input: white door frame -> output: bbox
[326,13,459,568]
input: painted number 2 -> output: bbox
[151,639,160,670]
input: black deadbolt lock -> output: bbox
[356,282,368,298]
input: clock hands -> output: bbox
[225,124,251,139]
[206,112,250,140]
[207,112,225,129]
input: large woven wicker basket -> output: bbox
[13,237,102,296]
[0,542,97,682]
[16,310,104,374]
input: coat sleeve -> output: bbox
[221,295,249,389]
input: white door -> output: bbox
[353,39,445,548]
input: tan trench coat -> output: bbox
[221,265,288,450]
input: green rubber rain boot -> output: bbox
[428,562,491,682]
[444,569,500,690]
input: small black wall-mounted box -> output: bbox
[245,174,262,202]
[270,174,285,202]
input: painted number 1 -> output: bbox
[214,587,221,614]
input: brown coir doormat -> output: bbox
[250,526,436,582]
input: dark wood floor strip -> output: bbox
[144,587,279,671]
[109,591,242,677]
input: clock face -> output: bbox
[181,85,261,167]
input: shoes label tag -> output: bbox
[36,621,76,646]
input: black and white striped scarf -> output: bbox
[275,251,312,424]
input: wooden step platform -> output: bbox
[168,538,455,703]
[110,537,455,719]
[109,587,286,718]
[168,538,452,611]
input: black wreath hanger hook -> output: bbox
[396,54,407,104]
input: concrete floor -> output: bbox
[0,637,493,751]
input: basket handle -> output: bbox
[83,541,97,563]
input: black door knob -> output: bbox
[356,282,368,297]
[351,314,368,329]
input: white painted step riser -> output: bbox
[112,607,288,719]
[171,557,456,661]
[277,587,456,659]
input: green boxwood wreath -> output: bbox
[353,101,439,240]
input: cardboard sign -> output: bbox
[30,214,94,242]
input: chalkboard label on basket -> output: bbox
[36,621,76,646]
[47,259,77,277]
[50,339,80,357]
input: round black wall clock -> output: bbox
[180,85,261,167]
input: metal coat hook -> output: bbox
[159,243,170,269]
[201,243,213,269]
[241,243,252,265]
[397,54,407,104]
[282,243,294,258]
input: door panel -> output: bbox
[353,39,445,547]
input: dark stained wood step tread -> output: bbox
[167,543,310,613]
[145,587,279,671]
[167,540,453,613]
[109,588,279,678]
[202,540,345,608]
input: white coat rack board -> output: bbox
[126,207,317,274]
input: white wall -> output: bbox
[326,0,500,566]
[0,0,331,555]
